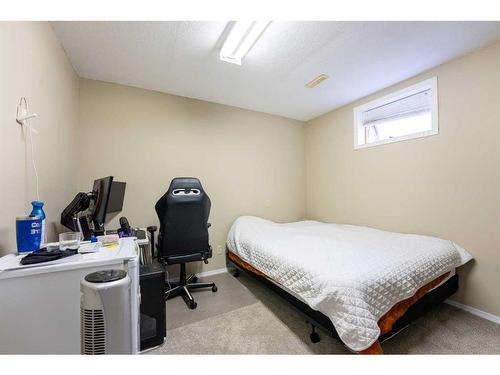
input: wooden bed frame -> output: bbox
[227,250,459,354]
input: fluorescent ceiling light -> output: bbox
[220,21,271,65]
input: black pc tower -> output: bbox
[139,262,166,351]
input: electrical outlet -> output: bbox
[216,245,223,255]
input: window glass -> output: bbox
[354,77,438,149]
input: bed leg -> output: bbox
[309,324,320,343]
[233,269,240,277]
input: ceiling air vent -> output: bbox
[305,74,329,88]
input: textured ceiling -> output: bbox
[51,21,500,121]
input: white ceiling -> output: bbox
[51,21,500,121]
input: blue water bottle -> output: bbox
[30,201,46,246]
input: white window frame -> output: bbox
[353,77,439,150]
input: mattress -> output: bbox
[226,216,472,352]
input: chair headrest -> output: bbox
[168,177,203,194]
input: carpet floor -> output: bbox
[149,271,500,354]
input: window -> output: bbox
[354,77,438,149]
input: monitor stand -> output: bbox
[77,216,105,240]
[77,216,93,241]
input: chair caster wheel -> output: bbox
[310,332,320,343]
[191,276,198,283]
[189,301,197,310]
[212,285,218,292]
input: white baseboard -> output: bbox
[196,267,229,278]
[445,299,500,325]
[166,266,229,283]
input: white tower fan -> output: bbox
[80,269,133,354]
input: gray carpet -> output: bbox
[149,272,500,354]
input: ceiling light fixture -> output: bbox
[220,21,271,65]
[305,74,329,88]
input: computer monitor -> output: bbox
[90,176,114,232]
[61,176,126,236]
[107,181,126,214]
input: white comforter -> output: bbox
[226,216,472,351]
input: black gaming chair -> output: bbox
[155,177,217,309]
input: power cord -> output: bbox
[28,120,40,201]
[16,97,40,202]
[165,268,172,299]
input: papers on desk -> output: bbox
[140,245,154,265]
[78,242,103,253]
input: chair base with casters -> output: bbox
[165,262,217,309]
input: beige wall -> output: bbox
[78,79,306,274]
[0,22,79,255]
[306,41,500,316]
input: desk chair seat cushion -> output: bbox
[163,249,212,265]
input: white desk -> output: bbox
[0,238,140,354]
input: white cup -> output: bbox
[59,232,80,250]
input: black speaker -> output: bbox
[140,262,166,351]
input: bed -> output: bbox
[226,216,473,354]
